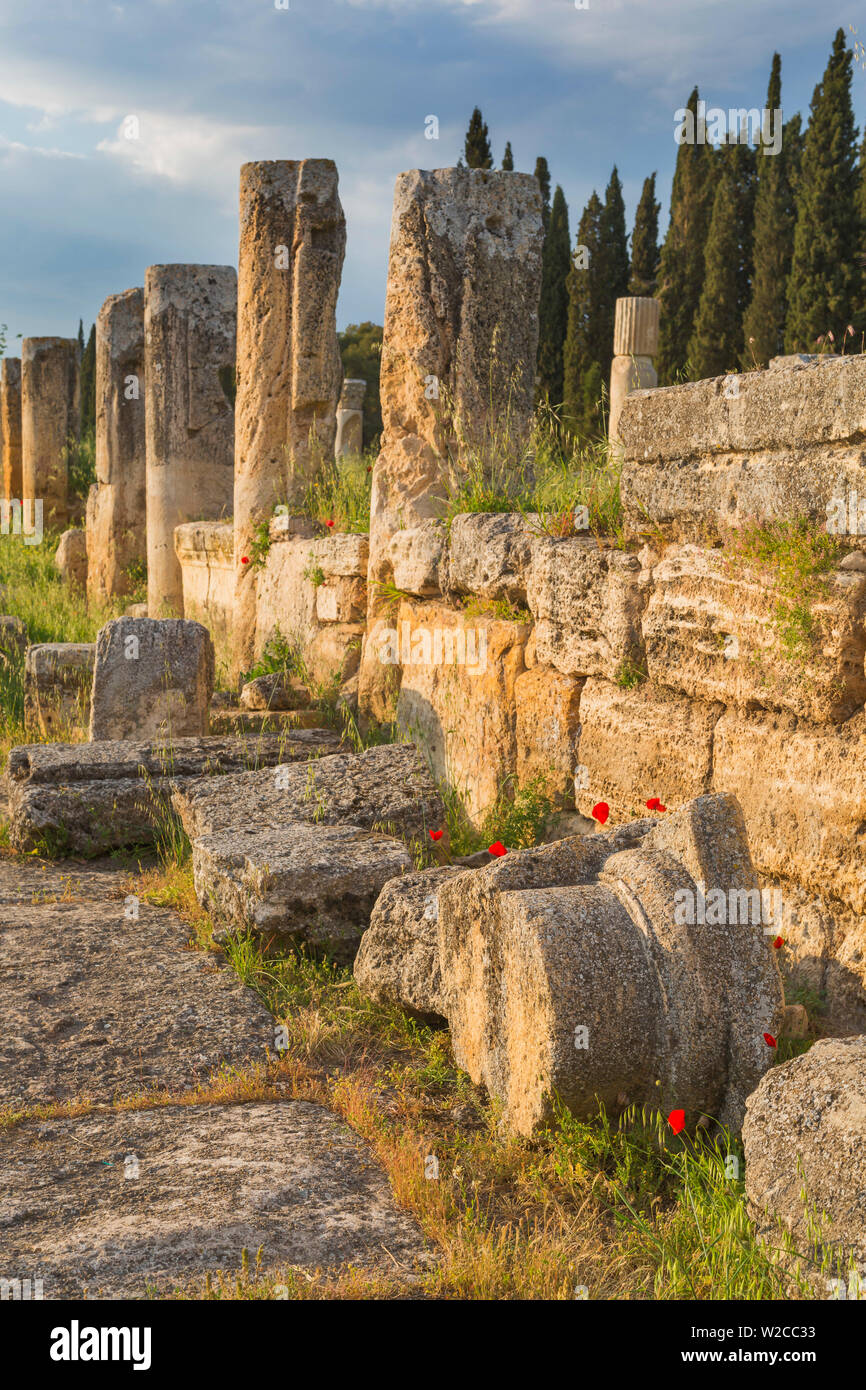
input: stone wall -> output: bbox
[619,354,866,542]
[175,513,368,690]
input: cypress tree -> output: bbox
[596,166,630,382]
[742,55,798,367]
[785,29,861,351]
[687,162,743,377]
[80,324,97,436]
[77,319,84,352]
[464,108,493,170]
[536,185,571,405]
[726,134,756,341]
[563,192,604,437]
[502,142,514,171]
[656,87,717,382]
[534,157,551,230]
[858,129,866,330]
[629,173,660,296]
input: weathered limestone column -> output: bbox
[233,160,345,673]
[86,288,146,602]
[0,358,22,500]
[368,169,544,593]
[21,337,80,527]
[145,264,237,618]
[609,297,659,444]
[335,378,366,457]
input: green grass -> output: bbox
[299,449,374,534]
[442,402,624,541]
[0,529,142,763]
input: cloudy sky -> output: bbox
[0,0,863,348]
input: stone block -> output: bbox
[55,528,88,589]
[574,677,720,822]
[89,617,214,741]
[194,822,413,961]
[23,642,94,738]
[527,536,646,681]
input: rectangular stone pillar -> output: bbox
[0,357,22,501]
[21,337,80,528]
[359,168,543,718]
[145,265,237,618]
[233,160,345,673]
[368,169,543,591]
[86,288,146,601]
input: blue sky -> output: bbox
[0,0,863,348]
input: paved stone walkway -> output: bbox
[0,857,428,1298]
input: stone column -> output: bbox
[335,378,366,457]
[86,288,146,602]
[233,160,345,673]
[368,169,544,594]
[0,358,22,500]
[21,337,80,527]
[609,297,659,444]
[145,264,237,618]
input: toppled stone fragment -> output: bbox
[172,742,445,851]
[194,822,413,961]
[89,616,214,740]
[354,865,464,1019]
[743,1036,866,1283]
[432,794,781,1135]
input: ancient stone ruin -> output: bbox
[86,287,146,601]
[20,336,80,527]
[335,377,366,457]
[0,356,22,500]
[144,263,237,618]
[232,159,346,673]
[3,154,865,1300]
[609,296,659,444]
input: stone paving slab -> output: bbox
[0,1101,429,1297]
[0,860,274,1106]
